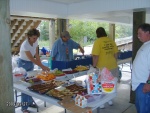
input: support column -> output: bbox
[49,19,55,49]
[66,19,70,31]
[0,0,15,113]
[56,19,67,38]
[130,11,146,103]
[109,23,115,40]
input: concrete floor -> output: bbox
[15,64,137,113]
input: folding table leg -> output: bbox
[32,98,39,112]
[64,108,67,113]
[14,90,21,108]
[44,101,46,107]
[97,107,100,113]
[14,90,18,102]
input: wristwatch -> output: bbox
[147,80,150,84]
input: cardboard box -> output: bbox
[58,96,92,113]
[75,94,87,108]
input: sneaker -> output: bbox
[22,109,30,113]
[118,78,121,83]
[100,104,105,109]
[108,100,113,106]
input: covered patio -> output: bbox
[0,0,150,113]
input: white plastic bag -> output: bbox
[87,65,97,74]
[13,67,26,82]
[101,67,117,93]
[13,67,26,76]
[101,67,115,82]
[12,55,19,71]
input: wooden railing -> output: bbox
[117,41,132,50]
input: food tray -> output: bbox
[20,80,43,87]
[45,84,87,100]
[28,80,65,94]
[20,77,43,87]
[28,82,57,94]
[65,84,87,95]
[46,87,73,100]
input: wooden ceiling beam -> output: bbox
[11,15,52,21]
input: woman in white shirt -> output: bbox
[18,28,50,113]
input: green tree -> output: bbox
[38,20,49,41]
[69,20,132,46]
[115,24,132,38]
[69,20,109,46]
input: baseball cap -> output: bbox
[61,31,71,38]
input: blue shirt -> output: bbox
[51,38,79,61]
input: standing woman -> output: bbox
[18,28,50,113]
[91,27,119,108]
[92,27,119,78]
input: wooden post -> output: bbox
[0,0,15,113]
[49,19,56,49]
[130,11,146,104]
[56,19,67,38]
[109,23,115,41]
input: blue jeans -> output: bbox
[17,58,34,72]
[17,58,34,110]
[135,83,150,113]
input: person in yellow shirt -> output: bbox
[92,27,119,78]
[91,27,119,108]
